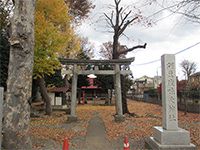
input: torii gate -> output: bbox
[60,57,135,122]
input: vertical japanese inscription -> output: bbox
[166,62,177,121]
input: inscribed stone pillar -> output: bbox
[0,87,3,148]
[145,54,196,150]
[114,64,124,121]
[69,64,78,121]
[161,54,178,130]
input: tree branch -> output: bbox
[118,16,138,35]
[115,0,120,31]
[119,10,132,28]
[104,13,114,28]
[114,0,121,6]
[117,43,147,55]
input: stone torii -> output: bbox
[60,57,135,122]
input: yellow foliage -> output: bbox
[34,0,80,78]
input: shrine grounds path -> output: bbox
[85,113,112,150]
[32,112,114,150]
[31,100,200,150]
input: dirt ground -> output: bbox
[30,100,200,150]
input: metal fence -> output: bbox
[128,90,200,113]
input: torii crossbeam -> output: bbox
[60,57,135,122]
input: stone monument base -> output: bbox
[114,115,125,122]
[145,126,196,150]
[67,115,78,122]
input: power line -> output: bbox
[134,58,160,66]
[132,41,200,66]
[174,41,200,55]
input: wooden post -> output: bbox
[68,64,78,122]
[0,87,3,149]
[114,64,124,122]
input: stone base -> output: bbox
[114,115,125,122]
[52,105,69,111]
[145,137,196,150]
[145,126,196,150]
[67,115,78,122]
[153,126,191,145]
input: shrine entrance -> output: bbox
[60,57,134,122]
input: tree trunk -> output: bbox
[36,78,52,115]
[2,0,35,149]
[112,35,119,59]
[110,89,113,104]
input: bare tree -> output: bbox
[171,0,200,23]
[104,0,147,114]
[180,59,197,115]
[151,0,200,24]
[105,0,147,59]
[100,41,113,60]
[80,37,94,59]
[2,0,35,149]
[180,59,197,80]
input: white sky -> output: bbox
[76,0,200,80]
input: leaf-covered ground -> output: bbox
[30,100,200,149]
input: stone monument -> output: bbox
[146,54,196,150]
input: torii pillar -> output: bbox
[68,64,78,122]
[114,64,124,122]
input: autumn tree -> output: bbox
[34,0,81,115]
[104,0,147,114]
[45,70,65,88]
[79,37,94,59]
[2,0,35,149]
[65,0,95,24]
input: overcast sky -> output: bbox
[76,0,200,80]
